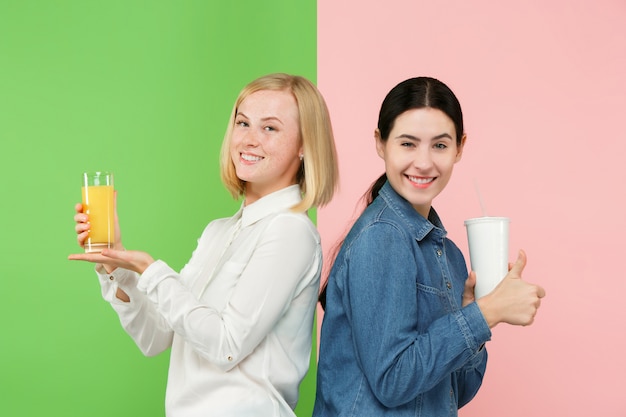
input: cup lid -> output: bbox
[464,216,510,226]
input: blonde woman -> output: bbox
[70,73,339,417]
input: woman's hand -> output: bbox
[68,249,155,275]
[462,270,477,308]
[476,249,546,328]
[74,191,124,251]
[73,191,125,273]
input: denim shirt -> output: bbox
[313,182,492,417]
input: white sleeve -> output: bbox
[96,265,173,356]
[136,214,321,371]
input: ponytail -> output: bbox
[318,173,387,310]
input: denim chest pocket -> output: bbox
[415,282,450,332]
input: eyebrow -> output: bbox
[236,112,284,125]
[395,133,453,141]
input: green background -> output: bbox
[0,1,318,415]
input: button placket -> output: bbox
[435,245,452,292]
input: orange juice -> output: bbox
[81,184,114,253]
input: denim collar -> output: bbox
[378,181,447,241]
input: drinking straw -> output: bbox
[473,179,488,217]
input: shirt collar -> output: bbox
[238,185,302,227]
[378,181,447,241]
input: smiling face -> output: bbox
[376,107,466,218]
[230,89,303,205]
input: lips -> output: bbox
[241,153,263,162]
[407,175,435,185]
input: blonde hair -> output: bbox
[220,73,339,212]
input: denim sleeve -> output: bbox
[456,342,487,408]
[343,223,491,408]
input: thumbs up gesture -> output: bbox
[475,249,546,328]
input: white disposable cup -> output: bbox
[464,216,510,299]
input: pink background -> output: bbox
[317,1,626,415]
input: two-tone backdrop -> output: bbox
[1,1,625,416]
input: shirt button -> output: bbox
[227,355,233,362]
[109,276,114,281]
[446,282,452,289]
[436,249,442,256]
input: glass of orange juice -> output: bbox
[81,171,115,253]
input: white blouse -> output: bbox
[97,185,321,417]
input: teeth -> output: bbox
[408,176,434,184]
[241,153,263,162]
